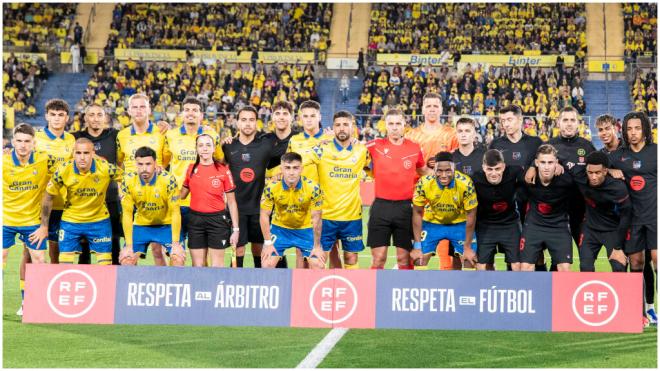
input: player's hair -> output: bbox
[83,103,105,115]
[559,106,579,117]
[455,116,476,129]
[536,144,558,158]
[383,108,404,121]
[182,97,204,110]
[135,146,157,160]
[422,92,442,104]
[498,104,522,117]
[13,123,35,137]
[45,99,69,114]
[299,100,321,112]
[237,105,258,120]
[272,100,293,114]
[191,134,224,175]
[595,113,616,127]
[483,149,505,167]
[74,137,94,148]
[333,110,354,123]
[434,151,453,163]
[586,151,610,168]
[281,152,303,164]
[622,111,653,147]
[128,93,150,108]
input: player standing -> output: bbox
[452,117,485,177]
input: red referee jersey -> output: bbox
[183,162,236,213]
[366,138,425,200]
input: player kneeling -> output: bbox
[119,147,185,266]
[260,152,325,269]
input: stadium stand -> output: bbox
[623,2,657,60]
[631,69,658,117]
[2,3,77,52]
[368,3,587,60]
[104,3,332,56]
[3,54,50,120]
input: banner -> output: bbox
[24,265,643,333]
[60,51,99,65]
[377,53,453,66]
[114,48,186,61]
[587,60,625,73]
[326,57,358,70]
[459,54,575,67]
[192,50,315,64]
[3,52,48,62]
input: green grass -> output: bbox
[3,207,657,368]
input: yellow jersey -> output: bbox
[35,127,75,210]
[260,177,323,230]
[47,158,122,223]
[3,151,57,226]
[413,171,478,224]
[286,130,333,182]
[163,125,223,207]
[120,170,181,244]
[311,139,370,221]
[116,122,169,173]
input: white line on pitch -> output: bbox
[296,328,348,369]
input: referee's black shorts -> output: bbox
[188,210,231,250]
[237,213,264,246]
[367,198,413,250]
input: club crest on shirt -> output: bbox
[241,153,251,163]
[512,152,521,160]
[633,160,642,169]
[577,148,586,156]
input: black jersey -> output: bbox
[608,143,657,225]
[548,135,596,179]
[222,135,276,215]
[261,131,295,170]
[452,147,485,177]
[489,133,542,170]
[577,176,632,243]
[521,171,574,227]
[472,166,524,225]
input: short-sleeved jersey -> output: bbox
[366,138,425,200]
[548,135,596,179]
[183,162,236,213]
[164,125,223,207]
[3,151,57,226]
[116,122,167,173]
[120,171,180,226]
[413,171,478,224]
[577,176,632,240]
[472,166,524,225]
[521,172,574,227]
[286,130,333,183]
[405,124,458,163]
[452,147,486,177]
[47,158,122,223]
[35,127,76,210]
[311,139,370,221]
[489,133,542,169]
[260,177,323,230]
[608,143,657,225]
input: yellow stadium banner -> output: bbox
[587,59,625,73]
[3,52,48,62]
[192,50,315,64]
[459,54,575,67]
[192,50,243,62]
[60,51,99,65]
[523,50,542,56]
[114,48,186,61]
[376,53,453,66]
[259,52,315,64]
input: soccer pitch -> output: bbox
[3,208,657,368]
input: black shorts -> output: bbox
[578,227,622,270]
[476,222,521,264]
[48,209,64,242]
[187,210,231,250]
[625,224,657,254]
[238,213,264,246]
[107,200,123,239]
[367,198,413,250]
[520,223,573,265]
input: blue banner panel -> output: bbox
[114,267,292,326]
[375,271,552,331]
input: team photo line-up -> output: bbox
[3,93,657,319]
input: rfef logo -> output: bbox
[23,264,117,324]
[290,269,376,328]
[552,272,642,333]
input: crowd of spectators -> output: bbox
[623,3,657,60]
[3,54,50,120]
[77,58,319,137]
[104,3,331,57]
[631,69,657,117]
[2,3,76,52]
[368,3,587,60]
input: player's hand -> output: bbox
[410,245,422,263]
[222,136,234,145]
[170,242,185,260]
[426,159,436,170]
[157,120,171,134]
[310,246,326,266]
[261,241,277,263]
[28,226,49,249]
[462,246,477,265]
[119,245,135,262]
[608,168,625,180]
[524,166,537,184]
[609,249,627,266]
[229,230,239,248]
[155,165,163,174]
[3,147,11,155]
[553,163,564,176]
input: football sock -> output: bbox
[96,253,112,266]
[609,260,627,272]
[275,256,288,268]
[59,253,75,264]
[437,240,452,270]
[236,256,244,268]
[252,256,262,268]
[413,265,428,271]
[344,263,359,270]
[535,263,547,272]
[20,279,25,299]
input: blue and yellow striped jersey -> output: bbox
[3,151,57,226]
[413,171,478,224]
[35,127,75,210]
[260,176,323,229]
